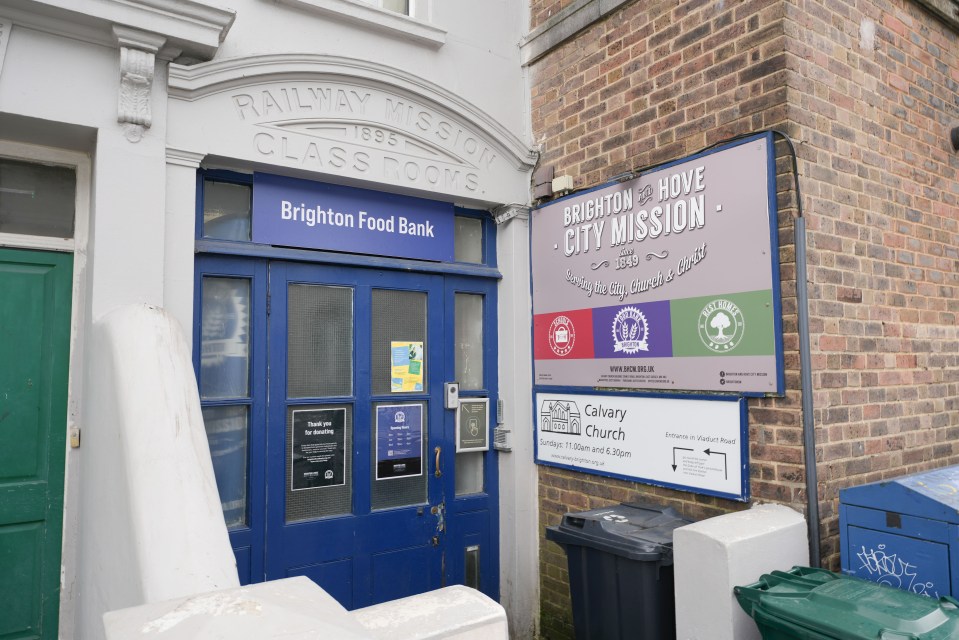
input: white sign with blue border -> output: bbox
[375,404,424,480]
[253,172,455,261]
[535,392,748,501]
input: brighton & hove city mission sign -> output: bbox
[530,133,785,396]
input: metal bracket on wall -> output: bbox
[493,204,530,225]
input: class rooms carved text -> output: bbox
[232,86,496,192]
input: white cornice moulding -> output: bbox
[168,54,538,171]
[166,148,206,168]
[1,0,234,60]
[113,25,166,54]
[275,0,446,49]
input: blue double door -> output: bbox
[198,257,498,609]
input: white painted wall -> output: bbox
[0,8,235,639]
[0,21,175,640]
[212,0,528,138]
[0,26,117,129]
[2,2,540,639]
[79,305,239,640]
[0,27,170,315]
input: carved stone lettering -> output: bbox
[231,82,499,194]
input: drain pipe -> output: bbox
[776,131,821,567]
[795,215,820,566]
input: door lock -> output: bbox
[431,502,446,533]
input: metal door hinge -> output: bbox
[70,427,81,448]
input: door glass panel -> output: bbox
[455,452,484,495]
[203,180,251,241]
[286,404,353,522]
[371,401,428,510]
[454,216,483,263]
[371,289,427,395]
[381,0,410,13]
[0,158,76,238]
[200,277,251,399]
[455,294,483,390]
[202,405,249,528]
[288,284,353,398]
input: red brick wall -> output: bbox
[529,0,959,637]
[785,0,959,560]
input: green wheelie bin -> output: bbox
[735,566,959,639]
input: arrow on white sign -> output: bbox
[671,447,693,472]
[704,448,728,479]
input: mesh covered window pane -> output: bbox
[286,404,353,522]
[288,284,352,398]
[200,277,251,400]
[381,0,409,13]
[371,289,426,396]
[455,451,484,496]
[202,405,249,527]
[454,216,483,264]
[455,294,484,390]
[0,158,76,238]
[371,401,428,510]
[203,180,251,241]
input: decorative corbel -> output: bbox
[113,26,166,143]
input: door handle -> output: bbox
[434,446,442,478]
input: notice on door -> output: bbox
[291,408,346,491]
[457,398,489,452]
[535,393,747,501]
[391,341,424,392]
[376,404,423,480]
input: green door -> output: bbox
[0,248,72,639]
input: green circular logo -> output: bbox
[698,299,744,352]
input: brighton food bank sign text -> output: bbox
[531,133,784,395]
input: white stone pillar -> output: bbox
[495,206,539,639]
[165,149,205,339]
[673,504,809,640]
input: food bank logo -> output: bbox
[698,299,744,352]
[548,315,575,357]
[612,306,649,353]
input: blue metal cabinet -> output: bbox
[840,465,959,599]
